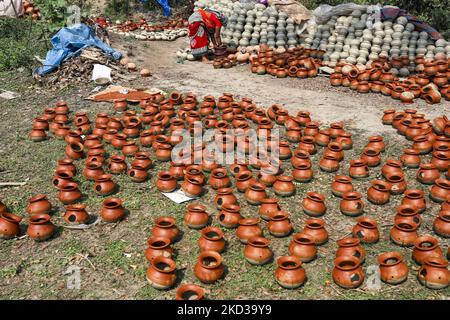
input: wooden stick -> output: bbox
[0,182,27,187]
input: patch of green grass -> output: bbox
[61,238,85,257]
[0,266,19,279]
[94,240,130,270]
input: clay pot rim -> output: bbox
[293,162,311,170]
[250,182,267,191]
[396,205,418,216]
[201,226,224,240]
[356,217,378,229]
[248,236,270,247]
[29,194,48,203]
[305,218,324,229]
[413,235,439,251]
[403,148,419,155]
[306,192,325,203]
[378,251,404,266]
[334,255,361,270]
[29,213,51,224]
[385,174,405,183]
[293,150,310,159]
[363,147,380,156]
[187,203,206,213]
[342,191,362,200]
[337,237,360,247]
[158,171,175,181]
[211,168,228,178]
[186,175,203,185]
[301,136,315,143]
[86,161,103,169]
[277,256,302,270]
[293,232,315,245]
[95,174,113,182]
[0,211,22,223]
[103,197,122,208]
[261,198,278,204]
[350,159,367,166]
[198,250,223,269]
[270,211,289,221]
[217,187,233,195]
[404,189,424,199]
[155,216,176,228]
[222,203,241,213]
[60,182,79,191]
[435,178,450,189]
[371,179,391,191]
[423,256,448,268]
[147,236,171,249]
[69,142,84,152]
[276,175,293,183]
[151,256,176,273]
[419,163,437,170]
[58,158,74,165]
[239,218,260,226]
[335,175,352,183]
[394,221,418,232]
[66,203,86,211]
[175,284,205,300]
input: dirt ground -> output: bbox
[0,35,449,300]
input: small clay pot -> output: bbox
[145,237,173,262]
[433,209,450,238]
[297,136,317,155]
[385,173,407,195]
[244,182,267,205]
[381,160,404,178]
[340,192,364,217]
[395,204,422,227]
[65,142,84,160]
[302,192,326,217]
[367,179,391,205]
[416,163,440,185]
[181,175,203,197]
[378,251,409,285]
[288,233,317,262]
[217,204,242,229]
[302,218,328,245]
[291,150,311,168]
[417,257,449,290]
[0,212,22,239]
[184,203,209,229]
[366,135,385,152]
[146,256,177,290]
[26,214,56,241]
[336,132,353,150]
[349,159,369,179]
[268,211,293,237]
[244,236,273,265]
[83,161,104,181]
[100,197,126,223]
[336,237,366,262]
[58,182,82,205]
[273,176,295,197]
[64,204,89,224]
[108,155,128,174]
[122,141,140,157]
[93,174,117,196]
[175,284,205,300]
[331,175,353,197]
[132,151,152,171]
[55,158,76,175]
[352,217,379,244]
[198,226,226,253]
[152,216,179,243]
[382,109,396,125]
[258,198,281,221]
[314,129,331,146]
[430,178,450,203]
[214,187,238,210]
[412,235,443,265]
[156,171,178,193]
[390,221,419,247]
[236,218,263,244]
[275,256,307,289]
[27,194,52,215]
[194,251,224,284]
[332,256,365,289]
[401,189,426,213]
[400,148,421,168]
[128,164,148,183]
[209,168,231,190]
[361,147,382,167]
[413,135,433,155]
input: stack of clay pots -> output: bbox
[250,44,323,78]
[23,0,41,21]
[330,54,449,104]
[108,18,188,41]
[302,7,449,72]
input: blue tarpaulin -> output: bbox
[140,0,172,17]
[36,23,122,76]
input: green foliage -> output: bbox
[302,0,449,40]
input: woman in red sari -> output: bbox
[188,9,228,62]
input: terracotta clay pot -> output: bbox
[184,203,209,229]
[378,251,409,285]
[132,152,152,171]
[433,209,450,238]
[273,176,295,197]
[332,256,365,289]
[236,218,263,244]
[0,212,22,239]
[55,158,76,175]
[412,235,443,265]
[198,226,226,253]
[319,155,340,173]
[413,135,433,155]
[108,155,128,174]
[385,173,407,195]
[209,168,231,190]
[58,182,82,205]
[152,217,179,243]
[401,189,426,213]
[100,197,126,223]
[259,198,281,221]
[381,160,404,178]
[175,284,205,300]
[83,161,104,181]
[352,217,380,244]
[416,163,441,185]
[291,150,311,168]
[340,192,364,217]
[156,171,177,193]
[430,178,450,203]
[367,179,391,205]
[214,187,237,210]
[145,236,173,262]
[431,151,449,172]
[292,163,314,183]
[275,256,307,289]
[382,109,396,125]
[27,194,52,215]
[331,175,353,197]
[349,159,369,179]
[361,147,382,167]
[26,214,56,241]
[297,136,317,155]
[336,132,353,150]
[288,233,317,262]
[65,142,84,160]
[181,175,203,197]
[336,237,366,263]
[194,251,224,284]
[244,182,267,205]
[268,211,293,237]
[417,257,449,290]
[302,192,326,217]
[315,129,331,146]
[146,256,177,290]
[244,236,273,265]
[64,204,89,224]
[390,221,419,247]
[127,164,148,183]
[395,204,422,227]
[217,204,242,229]
[400,148,421,168]
[303,218,328,245]
[93,174,117,196]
